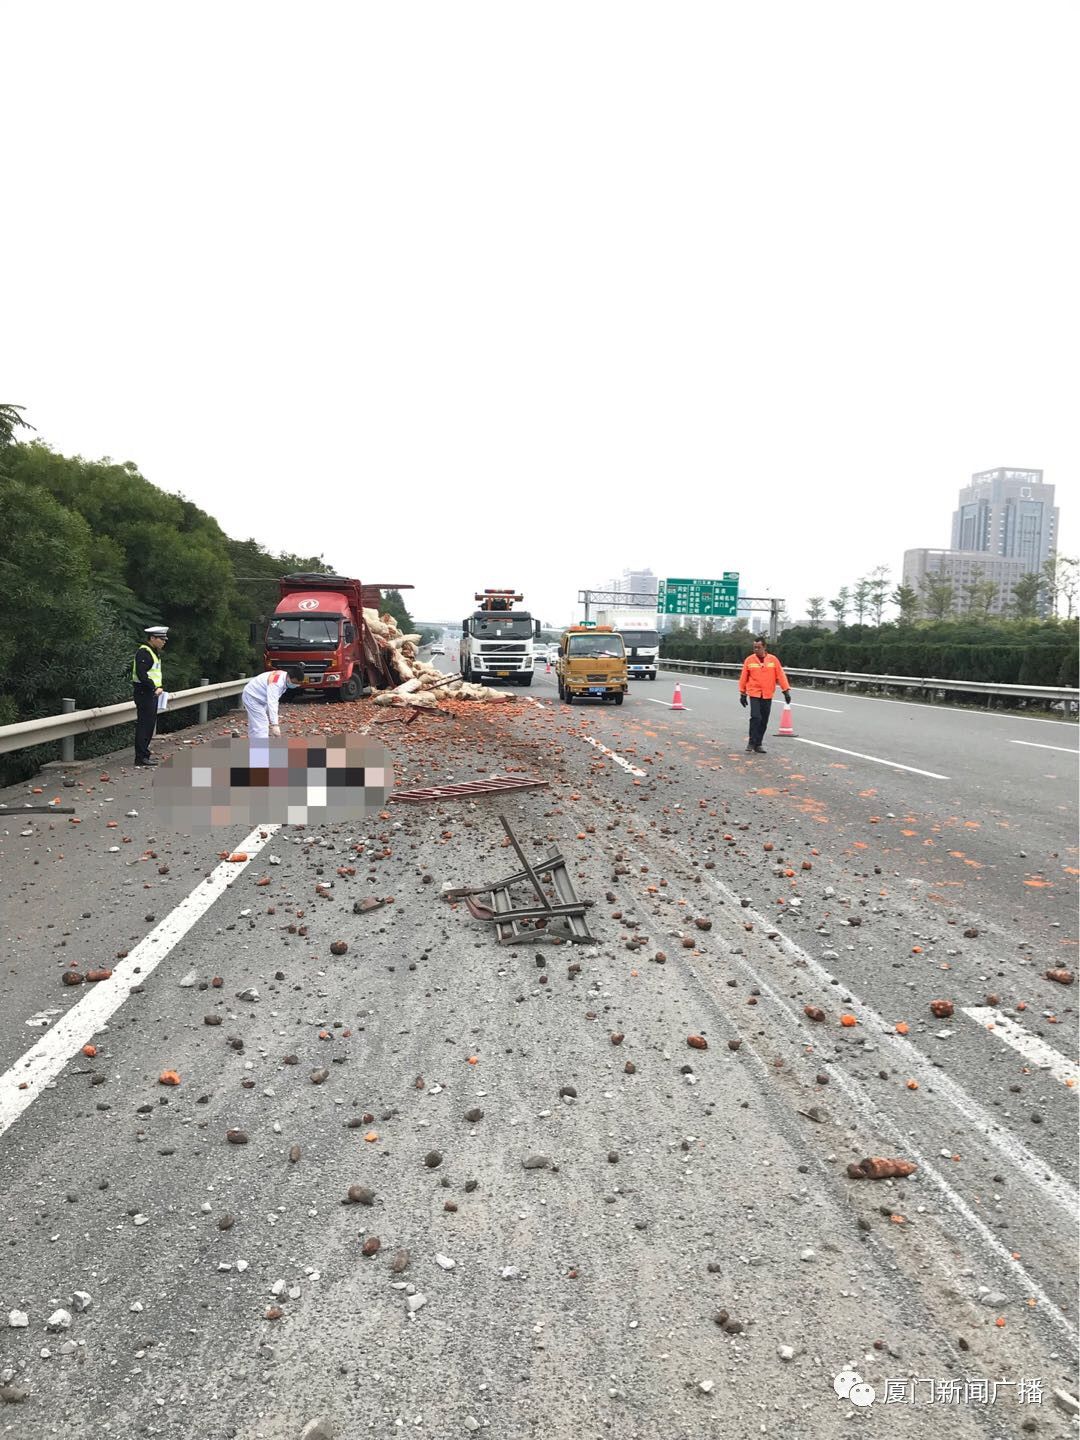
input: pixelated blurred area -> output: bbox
[157,735,391,827]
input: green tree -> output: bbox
[829,587,850,625]
[0,404,34,446]
[1054,556,1079,619]
[919,571,955,621]
[380,589,415,633]
[0,476,111,714]
[851,577,873,625]
[806,596,827,629]
[867,565,890,625]
[1010,572,1042,619]
[891,584,919,626]
[962,577,998,618]
[1042,554,1079,619]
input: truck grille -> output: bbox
[479,644,527,655]
[586,674,608,682]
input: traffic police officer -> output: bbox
[133,626,168,767]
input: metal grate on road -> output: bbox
[389,777,549,804]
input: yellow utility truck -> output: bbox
[556,625,628,705]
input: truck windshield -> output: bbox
[267,616,341,648]
[617,630,659,649]
[568,635,625,658]
[469,615,533,638]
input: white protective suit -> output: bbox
[242,670,293,739]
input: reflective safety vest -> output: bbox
[132,643,162,687]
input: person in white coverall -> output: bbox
[242,666,305,738]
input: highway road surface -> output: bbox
[0,667,1076,1440]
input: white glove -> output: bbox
[270,724,281,737]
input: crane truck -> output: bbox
[459,589,541,685]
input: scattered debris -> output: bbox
[847,1157,919,1181]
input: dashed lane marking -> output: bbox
[792,737,949,779]
[963,1008,1080,1089]
[581,735,647,777]
[1009,740,1079,755]
[645,698,690,709]
[0,824,280,1139]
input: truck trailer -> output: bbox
[263,574,414,701]
[459,589,541,686]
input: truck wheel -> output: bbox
[564,690,573,705]
[519,673,533,687]
[614,692,624,705]
[340,674,362,702]
[461,665,472,684]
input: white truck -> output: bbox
[459,590,541,686]
[613,618,661,680]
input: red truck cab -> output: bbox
[264,574,413,702]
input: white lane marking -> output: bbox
[793,737,948,780]
[792,704,843,713]
[646,698,690,710]
[581,735,646,777]
[963,1008,1080,1089]
[620,837,1078,1342]
[0,824,280,1139]
[678,684,709,690]
[1009,740,1079,755]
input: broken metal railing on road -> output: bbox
[390,777,549,804]
[657,659,1078,706]
[445,817,594,945]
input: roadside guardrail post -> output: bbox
[199,680,209,726]
[61,699,75,763]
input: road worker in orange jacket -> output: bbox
[738,636,791,753]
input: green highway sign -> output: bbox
[657,574,740,617]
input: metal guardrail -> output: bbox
[0,679,250,758]
[657,658,1078,705]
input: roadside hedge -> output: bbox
[661,622,1078,687]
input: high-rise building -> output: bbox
[597,568,662,627]
[901,467,1059,618]
[605,567,659,600]
[951,468,1058,573]
[901,549,1030,617]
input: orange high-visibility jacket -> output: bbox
[738,651,790,700]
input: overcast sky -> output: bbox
[3,1,1076,627]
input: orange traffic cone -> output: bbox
[545,657,552,674]
[778,702,795,736]
[670,681,686,711]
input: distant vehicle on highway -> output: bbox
[430,644,445,657]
